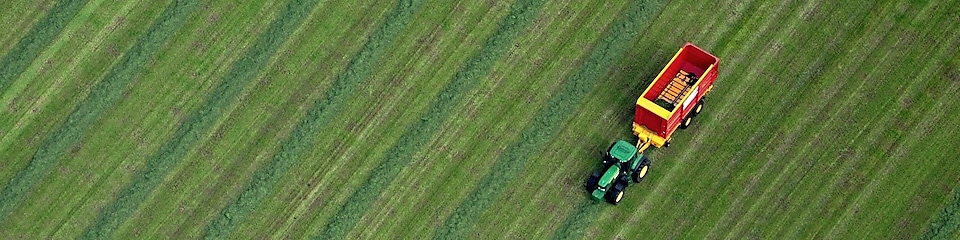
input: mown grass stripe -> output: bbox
[78,0,323,238]
[315,0,546,238]
[0,0,197,224]
[0,0,88,93]
[435,0,658,238]
[200,1,424,239]
[550,201,602,240]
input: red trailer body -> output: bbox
[633,43,719,147]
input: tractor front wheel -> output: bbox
[585,171,601,192]
[605,181,627,204]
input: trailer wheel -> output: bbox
[693,99,704,116]
[680,116,693,129]
[632,157,651,183]
[585,171,601,192]
[605,181,627,204]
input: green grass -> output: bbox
[0,0,87,92]
[0,0,192,225]
[203,0,423,238]
[318,0,549,238]
[436,0,658,238]
[79,0,323,238]
[2,0,960,239]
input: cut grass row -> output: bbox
[0,0,142,157]
[316,0,547,238]
[0,0,87,92]
[79,0,323,238]
[209,2,422,238]
[106,0,338,238]
[701,1,892,238]
[0,0,53,55]
[0,0,193,226]
[734,2,960,239]
[201,0,422,238]
[47,1,288,238]
[351,0,629,237]
[775,16,958,240]
[240,1,518,238]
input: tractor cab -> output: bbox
[604,140,638,164]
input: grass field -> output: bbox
[1,0,959,239]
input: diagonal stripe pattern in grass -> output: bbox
[434,0,661,238]
[315,0,548,238]
[0,0,199,224]
[201,0,426,239]
[0,0,89,93]
[79,0,326,238]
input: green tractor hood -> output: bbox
[591,165,620,200]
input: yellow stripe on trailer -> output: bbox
[633,122,667,148]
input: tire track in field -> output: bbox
[825,27,960,239]
[773,39,902,238]
[132,1,344,237]
[200,1,425,239]
[0,0,87,93]
[712,2,889,238]
[724,2,928,238]
[78,0,322,238]
[769,4,932,236]
[315,0,547,239]
[336,2,517,237]
[271,16,453,239]
[432,0,656,238]
[0,0,136,173]
[278,3,491,237]
[786,11,960,236]
[0,0,198,224]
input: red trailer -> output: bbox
[633,43,719,149]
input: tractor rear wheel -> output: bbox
[632,157,651,183]
[680,116,693,129]
[605,181,627,204]
[585,171,601,191]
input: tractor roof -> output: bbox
[609,140,638,162]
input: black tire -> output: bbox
[632,157,651,183]
[585,171,601,192]
[693,99,705,116]
[680,116,692,129]
[605,181,628,204]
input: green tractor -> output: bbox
[585,140,651,204]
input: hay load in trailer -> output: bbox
[586,43,719,204]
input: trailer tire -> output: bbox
[680,116,692,129]
[586,171,601,191]
[693,99,704,116]
[632,157,651,183]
